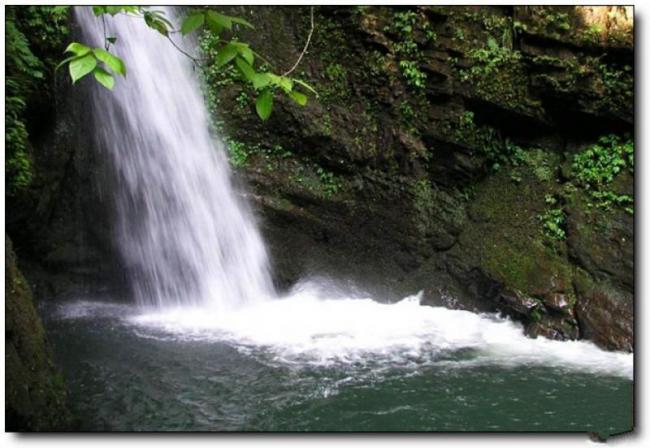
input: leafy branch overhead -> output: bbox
[58,6,317,120]
[57,42,126,89]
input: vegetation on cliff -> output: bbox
[5,6,69,196]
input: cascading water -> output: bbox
[77,7,275,309]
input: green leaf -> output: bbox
[252,73,271,90]
[256,89,273,120]
[65,42,91,56]
[157,12,174,28]
[122,6,141,15]
[143,12,154,27]
[216,42,239,67]
[105,6,125,16]
[206,11,232,30]
[288,90,307,106]
[93,66,115,90]
[153,20,169,36]
[56,55,79,71]
[293,78,317,95]
[227,41,255,65]
[277,76,293,93]
[92,6,106,16]
[93,48,126,76]
[181,12,205,35]
[205,15,223,34]
[152,11,174,28]
[51,6,69,15]
[264,74,293,93]
[69,53,97,83]
[144,11,169,36]
[103,6,140,16]
[487,36,499,50]
[239,45,254,65]
[231,16,254,29]
[235,57,256,82]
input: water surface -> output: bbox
[44,288,633,435]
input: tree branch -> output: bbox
[282,6,315,77]
[102,15,108,50]
[166,35,202,64]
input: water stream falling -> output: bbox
[78,7,275,309]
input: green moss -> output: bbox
[399,101,415,121]
[348,107,381,157]
[437,111,504,169]
[367,50,390,80]
[312,11,354,104]
[527,149,556,183]
[322,62,350,102]
[581,24,603,44]
[287,163,343,199]
[482,234,561,292]
[316,165,342,197]
[448,10,546,115]
[461,9,512,35]
[530,307,543,323]
[456,37,541,115]
[515,6,573,41]
[5,237,72,430]
[320,112,333,136]
[597,62,633,115]
[537,10,571,37]
[224,139,252,167]
[225,138,297,170]
[463,167,574,294]
[412,178,435,234]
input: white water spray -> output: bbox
[78,7,275,309]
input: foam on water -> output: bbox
[56,281,633,380]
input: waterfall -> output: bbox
[77,7,275,309]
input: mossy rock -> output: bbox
[5,236,72,431]
[461,165,571,291]
[449,165,581,337]
[565,186,633,290]
[573,270,633,351]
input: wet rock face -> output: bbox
[566,191,634,291]
[6,80,129,300]
[5,236,72,430]
[575,286,633,352]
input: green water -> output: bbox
[43,301,633,435]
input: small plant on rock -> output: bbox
[571,134,633,213]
